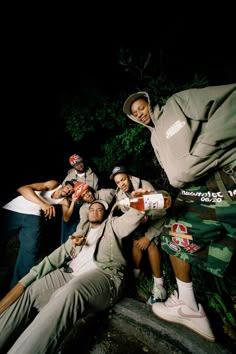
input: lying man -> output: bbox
[0,191,150,354]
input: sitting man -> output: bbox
[61,153,100,244]
[0,191,151,354]
[110,165,167,304]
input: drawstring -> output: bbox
[214,170,233,205]
[223,164,236,183]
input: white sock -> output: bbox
[176,278,198,311]
[153,276,164,287]
[133,268,141,278]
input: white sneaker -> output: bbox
[146,284,166,305]
[152,290,215,342]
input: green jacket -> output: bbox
[20,208,145,288]
[115,175,166,241]
[62,166,99,190]
[125,84,236,188]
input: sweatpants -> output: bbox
[0,268,122,354]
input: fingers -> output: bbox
[130,188,152,198]
[70,235,86,246]
[44,205,56,219]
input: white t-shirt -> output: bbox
[70,227,99,276]
[3,186,64,216]
[76,172,85,178]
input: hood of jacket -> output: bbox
[123,91,161,129]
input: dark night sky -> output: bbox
[1,7,235,204]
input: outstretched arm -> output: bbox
[60,192,79,222]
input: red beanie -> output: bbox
[73,182,89,198]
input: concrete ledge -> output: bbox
[111,297,233,354]
[58,296,235,353]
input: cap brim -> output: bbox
[109,167,128,180]
[90,199,109,210]
[123,92,147,115]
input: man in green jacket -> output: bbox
[0,194,149,353]
[110,165,167,305]
[60,153,100,244]
[123,84,236,342]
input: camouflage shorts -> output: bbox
[161,161,236,277]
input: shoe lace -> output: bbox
[152,285,166,300]
[165,291,181,306]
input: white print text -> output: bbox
[181,189,236,203]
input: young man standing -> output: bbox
[0,180,76,290]
[123,84,236,341]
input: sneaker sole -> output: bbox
[152,307,215,342]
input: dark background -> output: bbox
[1,6,236,205]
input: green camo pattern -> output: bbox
[161,171,236,277]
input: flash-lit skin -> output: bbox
[131,98,151,125]
[81,189,95,203]
[69,235,86,247]
[17,181,75,220]
[69,202,105,248]
[88,203,105,225]
[114,173,133,194]
[52,184,74,198]
[73,161,85,173]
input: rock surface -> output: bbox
[58,297,235,354]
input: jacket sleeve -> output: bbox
[98,188,116,204]
[111,208,145,238]
[62,170,75,185]
[145,217,166,241]
[154,84,236,187]
[93,174,99,190]
[19,240,73,287]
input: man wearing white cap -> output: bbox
[0,190,153,353]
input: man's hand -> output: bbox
[140,215,149,223]
[71,192,80,203]
[134,236,150,251]
[130,188,153,198]
[69,235,86,246]
[41,203,56,219]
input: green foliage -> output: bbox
[119,47,152,82]
[191,266,236,339]
[92,125,150,173]
[62,46,209,180]
[60,46,236,341]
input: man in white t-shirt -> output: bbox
[0,180,76,290]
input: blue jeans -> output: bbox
[0,209,42,287]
